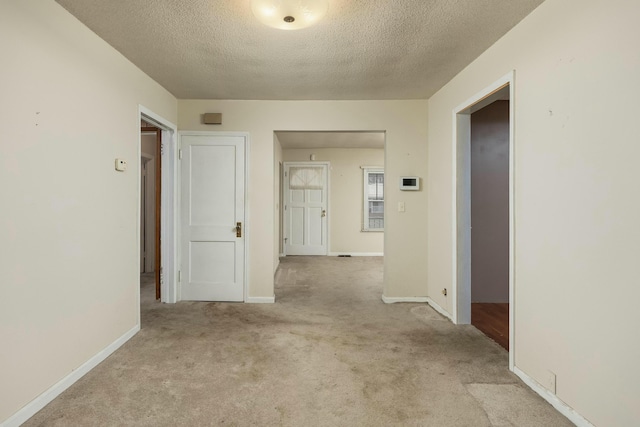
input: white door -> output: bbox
[180,134,245,301]
[284,163,328,255]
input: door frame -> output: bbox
[451,71,515,370]
[139,105,178,305]
[282,161,330,256]
[178,131,250,302]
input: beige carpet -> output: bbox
[25,257,572,426]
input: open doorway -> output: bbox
[140,123,161,302]
[275,131,386,259]
[139,106,178,308]
[274,130,386,302]
[470,100,510,350]
[453,72,515,369]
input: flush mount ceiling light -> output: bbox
[251,0,329,30]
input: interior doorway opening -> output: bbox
[140,123,161,300]
[275,131,386,258]
[273,131,386,300]
[469,100,510,351]
[453,72,515,369]
[139,106,178,308]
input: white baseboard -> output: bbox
[381,295,428,304]
[513,367,594,427]
[2,324,140,427]
[426,297,453,321]
[246,295,275,304]
[328,252,384,257]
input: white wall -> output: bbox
[178,100,428,300]
[0,1,177,422]
[282,148,384,255]
[426,0,640,425]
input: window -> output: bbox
[363,168,384,231]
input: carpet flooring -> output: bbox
[24,256,572,426]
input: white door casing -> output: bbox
[284,162,328,256]
[180,133,246,301]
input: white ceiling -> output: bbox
[277,131,385,149]
[55,0,544,100]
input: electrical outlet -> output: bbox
[398,202,405,212]
[442,288,447,296]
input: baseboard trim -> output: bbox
[513,367,594,427]
[381,295,428,304]
[426,297,453,321]
[2,324,140,427]
[246,296,275,304]
[328,252,384,257]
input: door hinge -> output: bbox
[179,149,183,160]
[160,143,164,155]
[284,171,287,177]
[178,270,181,282]
[160,267,164,285]
[284,204,287,211]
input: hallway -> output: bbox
[25,257,570,426]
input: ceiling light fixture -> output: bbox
[251,0,329,30]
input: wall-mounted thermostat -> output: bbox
[400,176,420,190]
[115,158,127,172]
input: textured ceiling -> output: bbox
[277,131,385,149]
[55,0,544,100]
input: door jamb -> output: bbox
[139,105,178,306]
[451,71,515,370]
[282,161,330,256]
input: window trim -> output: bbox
[363,167,384,232]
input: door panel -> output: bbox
[190,241,235,283]
[285,163,328,256]
[180,134,245,301]
[309,207,323,246]
[309,190,322,203]
[291,207,305,245]
[190,145,235,226]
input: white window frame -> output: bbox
[363,167,384,232]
